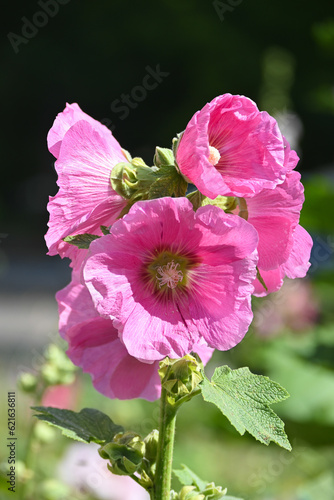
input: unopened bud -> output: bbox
[17,372,38,393]
[144,429,159,463]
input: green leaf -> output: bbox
[32,407,123,444]
[173,464,207,491]
[148,165,188,199]
[63,233,100,249]
[200,366,291,450]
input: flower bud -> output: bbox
[17,372,38,393]
[179,485,202,499]
[159,354,204,404]
[99,432,145,476]
[143,429,159,463]
[154,147,175,168]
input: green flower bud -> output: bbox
[40,344,76,386]
[179,485,199,499]
[37,479,71,500]
[154,147,175,168]
[17,372,38,393]
[110,159,157,202]
[202,483,227,499]
[143,429,159,463]
[33,421,57,444]
[99,432,145,476]
[159,354,204,405]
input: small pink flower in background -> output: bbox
[45,103,128,261]
[57,276,214,400]
[84,197,258,361]
[42,383,79,410]
[176,94,287,199]
[254,279,319,336]
[58,442,150,500]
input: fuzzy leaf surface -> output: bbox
[32,406,123,444]
[200,366,291,450]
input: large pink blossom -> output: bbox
[83,197,258,361]
[176,94,287,199]
[45,103,128,260]
[57,278,213,401]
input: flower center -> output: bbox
[144,250,192,294]
[156,260,183,289]
[208,146,221,166]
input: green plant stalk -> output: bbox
[154,386,177,500]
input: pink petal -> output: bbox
[282,224,312,279]
[47,103,122,159]
[45,119,127,257]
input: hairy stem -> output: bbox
[154,387,177,500]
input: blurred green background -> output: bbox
[1,0,334,499]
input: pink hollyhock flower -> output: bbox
[83,197,258,361]
[45,103,128,261]
[176,93,287,199]
[238,140,312,295]
[57,278,213,401]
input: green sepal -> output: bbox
[148,164,188,199]
[110,158,158,203]
[172,132,184,162]
[174,465,241,499]
[31,407,124,444]
[99,431,145,476]
[200,366,291,450]
[100,225,110,235]
[100,442,143,475]
[154,146,175,168]
[256,267,268,292]
[63,233,100,249]
[186,190,206,211]
[201,195,237,213]
[173,464,207,491]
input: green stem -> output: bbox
[154,387,177,500]
[19,383,47,500]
